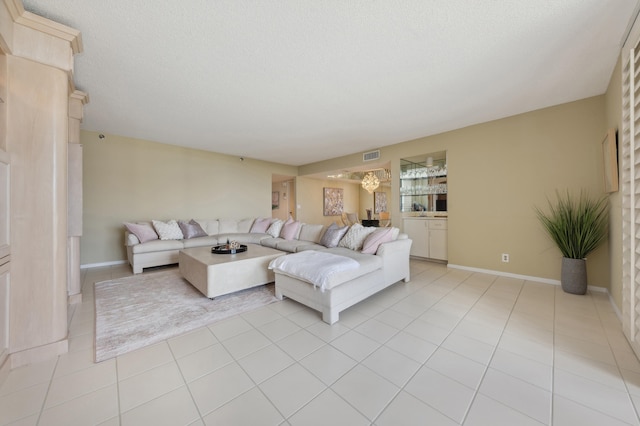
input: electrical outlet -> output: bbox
[501,253,510,263]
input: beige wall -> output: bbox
[81,131,297,265]
[84,96,611,289]
[295,177,360,227]
[605,56,623,310]
[301,96,609,286]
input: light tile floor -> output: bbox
[2,260,640,425]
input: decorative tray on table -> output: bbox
[211,243,247,254]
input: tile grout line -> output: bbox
[34,355,60,425]
[8,260,639,425]
[369,267,479,425]
[281,266,438,424]
[371,269,452,424]
[453,272,509,425]
[558,288,640,424]
[235,307,303,423]
[108,267,124,426]
[456,276,559,425]
[164,333,206,424]
[316,266,440,424]
[595,290,640,422]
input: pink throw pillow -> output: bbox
[361,227,394,254]
[178,220,207,239]
[281,220,301,240]
[124,222,158,243]
[250,217,272,233]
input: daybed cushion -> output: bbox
[258,237,321,253]
[216,233,269,245]
[274,240,324,253]
[182,235,219,248]
[260,237,281,249]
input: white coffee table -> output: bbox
[178,244,285,298]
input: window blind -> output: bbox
[622,35,640,356]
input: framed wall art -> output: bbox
[602,128,618,193]
[374,191,387,214]
[323,187,344,216]
[272,191,280,209]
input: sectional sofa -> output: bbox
[124,217,412,323]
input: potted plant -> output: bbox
[535,190,609,295]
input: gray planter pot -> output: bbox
[561,257,587,295]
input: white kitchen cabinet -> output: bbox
[404,218,429,257]
[403,218,448,261]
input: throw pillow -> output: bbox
[361,227,394,254]
[319,223,349,248]
[250,217,272,233]
[178,219,207,239]
[152,219,184,240]
[123,222,158,243]
[266,219,284,238]
[339,223,376,250]
[281,220,301,240]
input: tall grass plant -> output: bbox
[535,191,609,260]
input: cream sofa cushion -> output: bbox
[218,219,239,233]
[237,218,255,233]
[298,224,325,243]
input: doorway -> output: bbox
[272,175,296,221]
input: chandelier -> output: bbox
[361,172,380,194]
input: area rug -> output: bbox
[94,269,277,362]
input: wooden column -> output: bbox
[68,90,88,304]
[0,0,86,367]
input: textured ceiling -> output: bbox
[22,0,640,166]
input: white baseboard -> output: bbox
[446,263,608,293]
[447,263,560,285]
[607,291,623,322]
[80,260,127,269]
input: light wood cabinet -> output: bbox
[0,150,8,372]
[403,218,448,261]
[0,1,87,368]
[428,219,448,261]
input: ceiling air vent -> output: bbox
[363,150,380,162]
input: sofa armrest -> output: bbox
[124,231,140,246]
[376,237,413,283]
